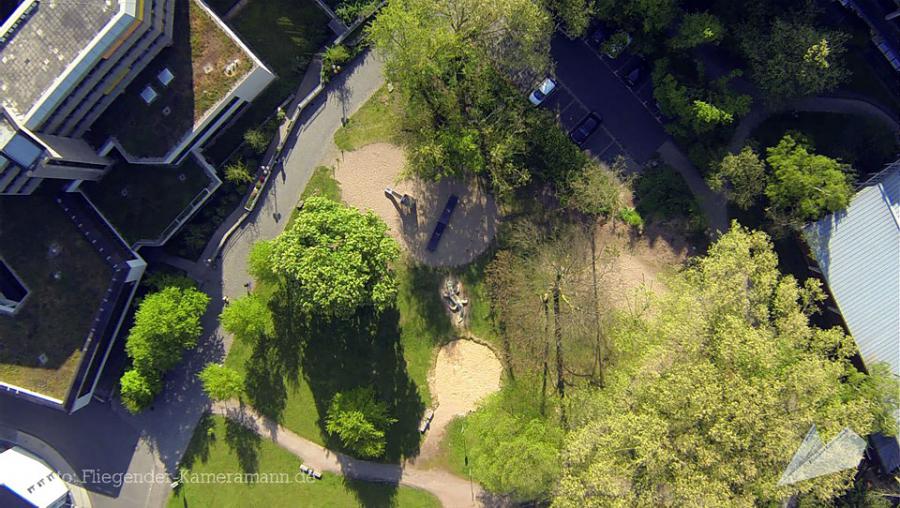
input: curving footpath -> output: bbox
[210,402,484,507]
[727,95,900,154]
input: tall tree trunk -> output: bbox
[540,294,550,416]
[553,274,565,400]
[589,226,605,387]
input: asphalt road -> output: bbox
[546,34,667,164]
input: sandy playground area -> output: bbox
[415,339,502,462]
[334,143,500,267]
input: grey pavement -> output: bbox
[0,51,386,508]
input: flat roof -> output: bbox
[0,191,113,400]
[0,0,121,119]
[0,447,68,508]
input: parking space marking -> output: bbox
[579,39,664,126]
[551,78,634,162]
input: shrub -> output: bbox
[243,128,269,154]
[224,159,254,185]
[325,387,396,458]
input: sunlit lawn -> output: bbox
[168,414,440,507]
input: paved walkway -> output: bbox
[211,402,485,507]
[727,95,900,154]
[657,141,730,235]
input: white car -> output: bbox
[528,77,557,105]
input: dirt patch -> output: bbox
[333,143,500,267]
[596,219,693,308]
[415,339,502,463]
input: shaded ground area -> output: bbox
[169,414,440,508]
[82,154,212,245]
[415,340,502,463]
[749,111,899,179]
[335,143,500,267]
[88,0,252,158]
[225,258,454,464]
[0,192,111,399]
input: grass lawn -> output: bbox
[225,256,452,462]
[0,193,112,399]
[83,154,212,245]
[333,86,405,151]
[88,0,253,158]
[750,111,900,179]
[203,0,331,165]
[168,414,440,508]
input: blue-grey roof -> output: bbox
[804,164,900,378]
[804,163,900,473]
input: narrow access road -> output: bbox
[211,402,485,508]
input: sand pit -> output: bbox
[416,339,502,462]
[334,143,499,267]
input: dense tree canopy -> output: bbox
[563,160,627,217]
[670,12,724,49]
[120,283,210,412]
[741,18,849,103]
[548,0,595,38]
[257,197,400,317]
[653,64,752,137]
[710,145,767,210]
[199,364,244,403]
[595,0,679,35]
[764,134,853,226]
[553,225,895,507]
[325,387,397,458]
[368,0,553,193]
[454,383,564,502]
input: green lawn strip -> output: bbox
[83,156,211,244]
[168,415,440,508]
[287,166,343,228]
[204,0,331,164]
[749,111,899,177]
[225,257,448,461]
[452,252,499,348]
[333,86,405,151]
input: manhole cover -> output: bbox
[162,106,172,116]
[120,187,129,198]
[178,173,187,182]
[37,353,48,366]
[47,242,61,258]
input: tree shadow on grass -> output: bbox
[224,417,261,475]
[178,412,217,470]
[297,306,426,463]
[399,263,454,345]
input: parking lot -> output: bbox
[542,33,669,166]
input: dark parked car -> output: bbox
[587,25,607,47]
[426,194,460,252]
[622,59,650,89]
[570,113,602,146]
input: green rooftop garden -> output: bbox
[83,154,212,245]
[0,193,112,400]
[87,0,253,158]
[169,414,440,508]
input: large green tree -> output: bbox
[199,363,244,403]
[553,225,895,507]
[670,12,724,49]
[595,0,679,35]
[120,283,210,412]
[741,18,849,103]
[710,145,767,210]
[368,0,553,193]
[453,383,564,502]
[325,387,397,458]
[764,134,853,226]
[549,0,595,38]
[257,197,400,317]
